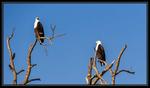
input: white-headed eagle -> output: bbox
[34,17,45,44]
[95,40,106,66]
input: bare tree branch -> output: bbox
[23,39,37,85]
[112,44,127,85]
[92,57,102,84]
[114,44,127,74]
[7,31,17,85]
[92,59,115,85]
[50,24,56,38]
[40,33,66,43]
[31,64,37,68]
[26,78,41,84]
[92,50,102,83]
[17,69,25,75]
[86,57,93,84]
[116,69,135,75]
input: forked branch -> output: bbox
[112,44,127,85]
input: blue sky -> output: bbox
[3,3,147,85]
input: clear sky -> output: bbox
[3,3,147,85]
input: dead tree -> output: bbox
[7,25,65,85]
[86,44,135,85]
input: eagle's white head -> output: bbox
[35,17,39,21]
[95,40,102,51]
[34,16,40,28]
[96,40,102,45]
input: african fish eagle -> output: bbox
[34,17,45,44]
[95,40,106,66]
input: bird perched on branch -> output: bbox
[95,40,106,66]
[34,17,45,44]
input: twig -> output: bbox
[31,64,37,68]
[7,31,17,85]
[50,24,56,38]
[23,39,37,85]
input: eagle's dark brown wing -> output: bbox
[34,22,45,44]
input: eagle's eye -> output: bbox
[36,17,39,20]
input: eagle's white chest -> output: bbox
[95,44,99,51]
[34,19,39,29]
